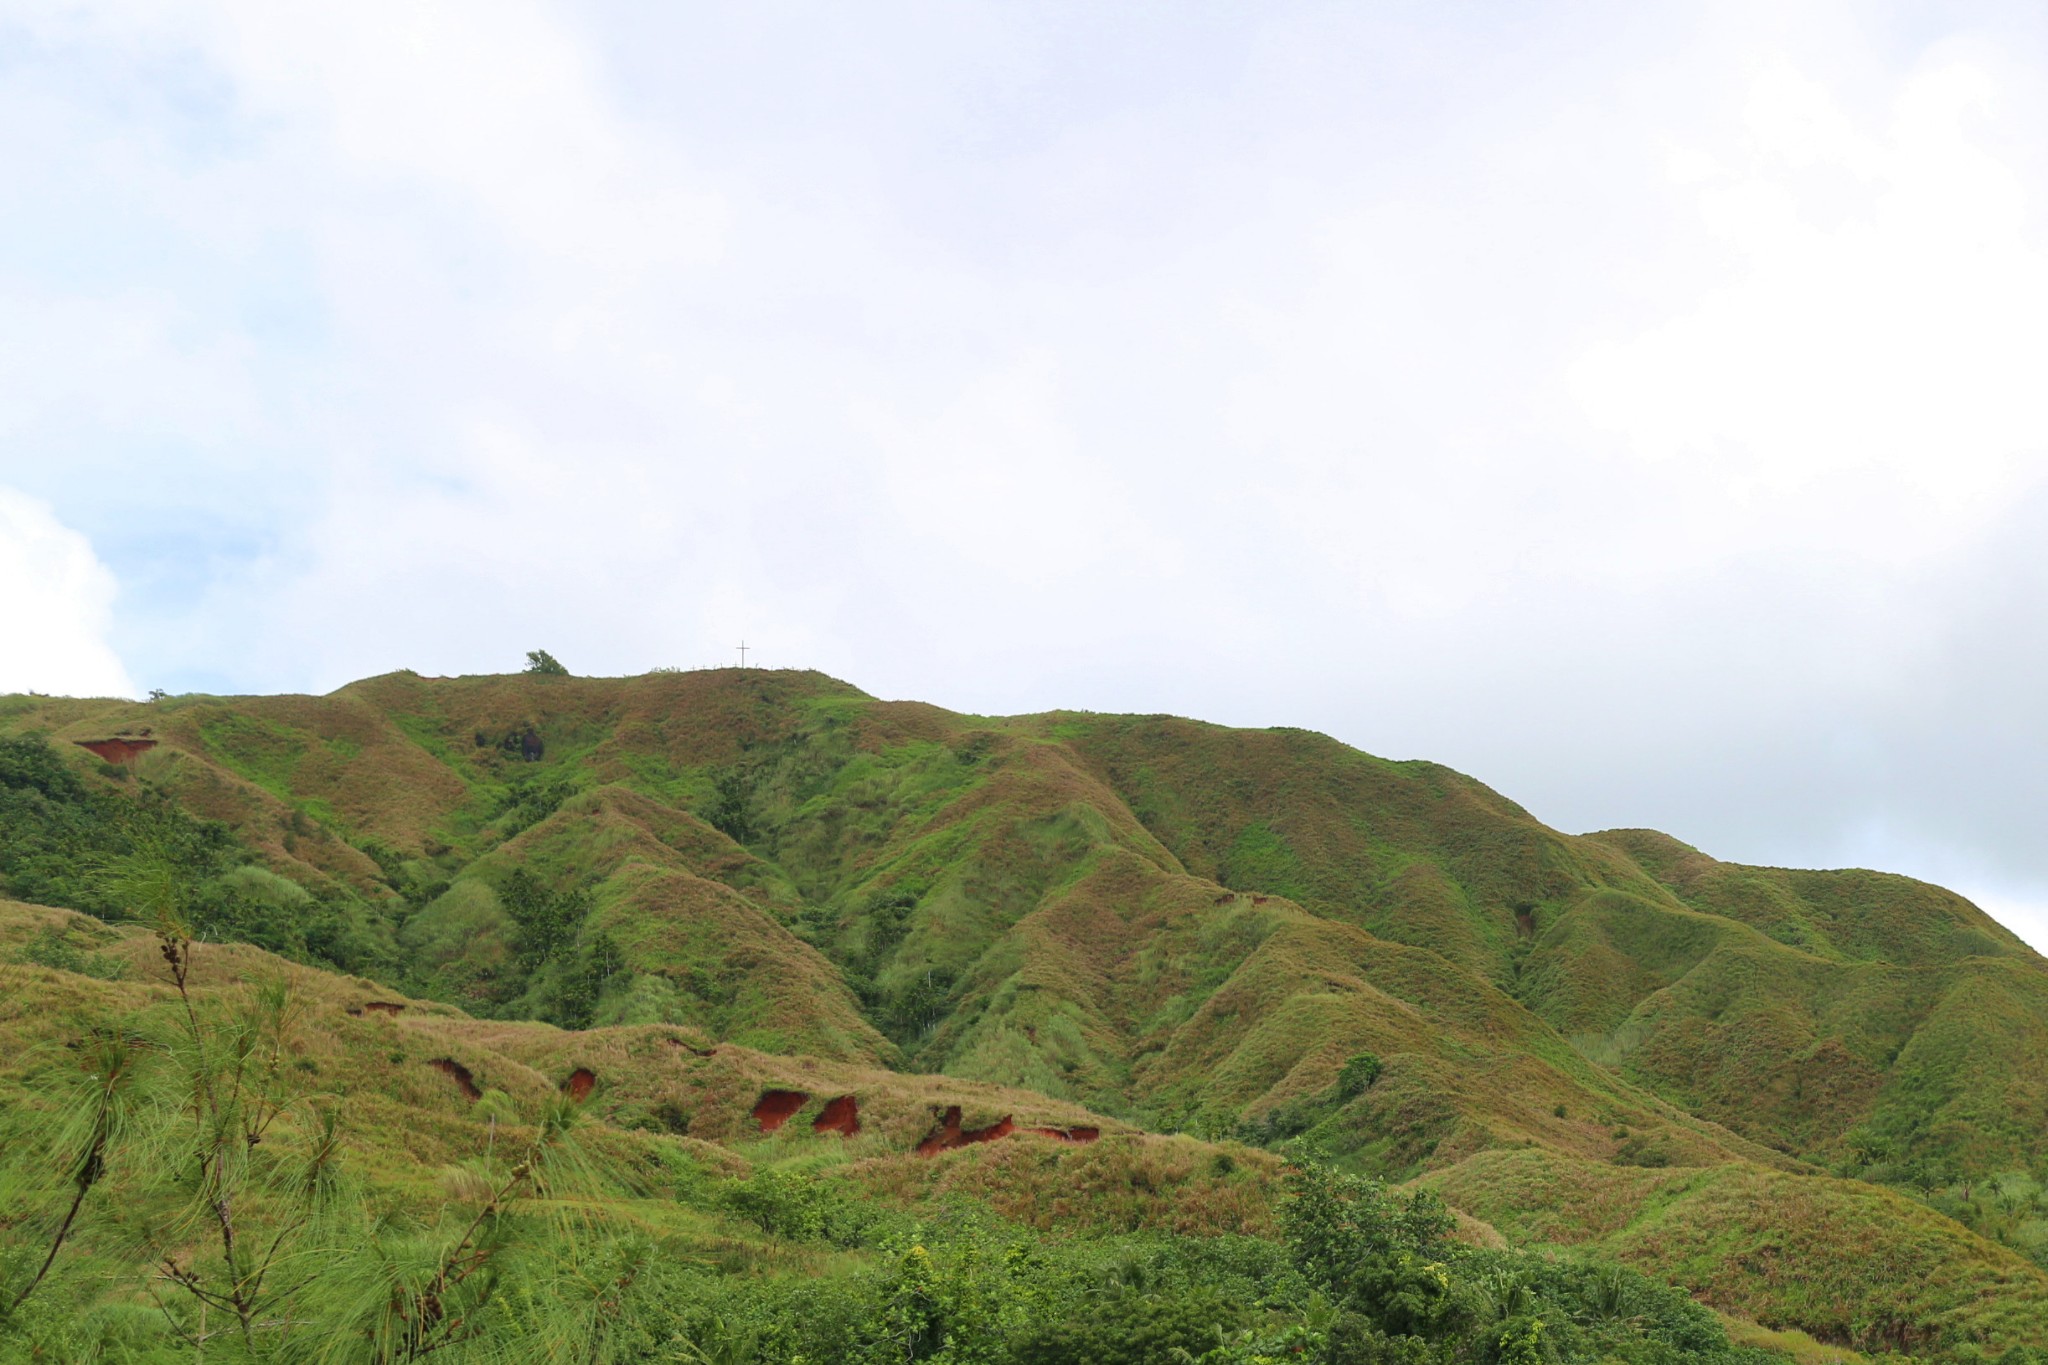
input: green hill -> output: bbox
[5,668,2047,1360]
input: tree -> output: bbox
[525,650,569,676]
[1336,1052,1383,1098]
[502,869,588,974]
[1,1029,146,1322]
[2,848,603,1361]
[1281,1162,1462,1342]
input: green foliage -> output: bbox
[1284,1162,1461,1340]
[12,922,127,979]
[0,735,395,977]
[9,673,2048,1358]
[492,770,579,836]
[502,868,588,973]
[724,1165,837,1243]
[1277,1161,1760,1364]
[1012,1283,1241,1364]
[0,734,233,918]
[494,869,630,1028]
[543,929,627,1030]
[1338,1053,1384,1099]
[525,649,570,676]
[705,767,755,845]
[1,934,605,1362]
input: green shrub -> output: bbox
[723,1167,832,1242]
[1013,1286,1241,1365]
[1338,1052,1385,1098]
[14,925,126,980]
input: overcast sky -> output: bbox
[4,2,2048,950]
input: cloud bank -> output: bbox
[0,487,135,699]
[1,1,2045,945]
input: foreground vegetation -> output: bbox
[0,917,1797,1362]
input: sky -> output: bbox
[3,1,2048,949]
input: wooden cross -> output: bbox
[737,640,750,668]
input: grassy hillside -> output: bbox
[1424,1148,2048,1355]
[6,667,2048,1360]
[7,669,2046,1176]
[7,898,2037,1361]
[0,899,1815,1362]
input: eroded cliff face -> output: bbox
[75,736,157,763]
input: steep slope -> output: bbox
[1021,713,2048,1171]
[402,785,889,1063]
[7,896,2046,1357]
[1424,1148,2048,1355]
[0,898,1140,1182]
[5,670,2046,1185]
[1568,829,2048,1172]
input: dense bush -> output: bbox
[1337,1053,1384,1098]
[0,734,233,917]
[0,735,393,975]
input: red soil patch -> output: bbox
[916,1106,1016,1156]
[813,1095,860,1137]
[564,1068,596,1103]
[363,1001,404,1015]
[75,737,157,764]
[1026,1125,1101,1144]
[752,1089,809,1132]
[428,1058,480,1101]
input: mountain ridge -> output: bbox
[7,667,2048,1355]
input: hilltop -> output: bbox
[4,667,2048,1359]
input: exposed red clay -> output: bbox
[1025,1125,1101,1144]
[752,1089,809,1132]
[75,737,157,764]
[564,1068,596,1103]
[428,1058,480,1101]
[363,1001,404,1015]
[813,1095,860,1137]
[916,1106,1016,1156]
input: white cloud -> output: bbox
[1568,52,2048,557]
[5,1,2048,953]
[0,487,136,698]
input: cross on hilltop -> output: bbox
[737,640,749,668]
